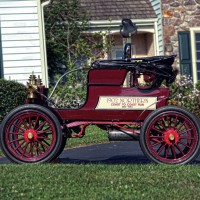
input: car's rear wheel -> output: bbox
[140,106,200,164]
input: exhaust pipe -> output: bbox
[108,129,140,141]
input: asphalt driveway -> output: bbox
[1,141,200,164]
[0,141,148,164]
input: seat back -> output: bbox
[120,19,137,38]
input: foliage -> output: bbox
[48,70,88,108]
[0,79,26,123]
[44,0,114,73]
[44,0,87,75]
[1,164,200,199]
[169,76,200,118]
[195,80,200,91]
[44,0,114,108]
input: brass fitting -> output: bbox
[26,72,42,99]
[168,100,178,105]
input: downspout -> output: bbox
[39,0,52,88]
[42,0,51,7]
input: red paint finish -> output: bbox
[88,69,127,85]
[66,121,141,128]
[55,84,169,122]
[146,112,198,164]
[5,111,56,162]
[164,130,179,145]
[24,129,38,142]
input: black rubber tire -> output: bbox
[53,135,67,160]
[139,106,200,164]
[0,104,63,164]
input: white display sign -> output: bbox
[96,96,157,110]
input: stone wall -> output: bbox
[162,0,200,66]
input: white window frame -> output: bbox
[190,28,200,84]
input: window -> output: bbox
[190,28,200,84]
[111,45,136,59]
[195,33,200,80]
[178,31,192,77]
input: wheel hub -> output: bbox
[168,133,175,141]
[164,130,179,145]
[27,132,34,139]
[24,129,37,142]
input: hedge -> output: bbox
[0,79,27,123]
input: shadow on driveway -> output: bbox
[59,141,150,164]
[1,141,200,165]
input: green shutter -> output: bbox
[178,31,192,77]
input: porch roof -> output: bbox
[80,0,157,20]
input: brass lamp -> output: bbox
[26,72,42,99]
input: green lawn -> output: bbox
[1,126,200,199]
[67,125,109,148]
[0,164,200,200]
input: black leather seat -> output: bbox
[120,19,137,38]
[137,55,176,66]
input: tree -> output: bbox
[44,0,114,107]
[44,0,88,75]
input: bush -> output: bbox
[169,76,200,118]
[195,80,200,91]
[0,79,27,123]
[48,69,87,108]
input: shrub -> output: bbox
[49,70,87,108]
[195,80,200,91]
[169,76,200,118]
[0,79,27,122]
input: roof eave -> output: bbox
[88,18,157,26]
[86,18,158,33]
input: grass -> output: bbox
[66,125,109,148]
[1,126,200,199]
[1,164,200,199]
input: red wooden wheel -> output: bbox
[140,106,200,164]
[0,105,63,163]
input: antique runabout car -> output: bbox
[0,19,200,164]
